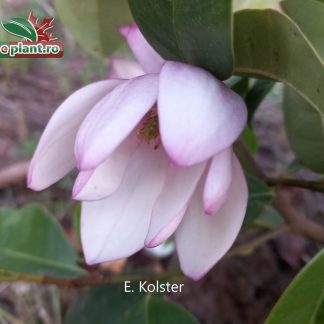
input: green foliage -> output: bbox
[283,87,324,173]
[227,76,249,97]
[0,204,86,278]
[281,0,324,59]
[244,175,274,225]
[73,203,82,247]
[235,8,324,173]
[246,80,275,125]
[234,9,324,116]
[64,285,198,324]
[128,0,233,80]
[266,249,324,324]
[255,208,284,228]
[53,0,132,57]
[1,18,37,41]
[280,0,324,173]
[147,298,198,324]
[241,127,258,154]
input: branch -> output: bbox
[266,177,324,193]
[227,225,289,257]
[237,140,324,242]
[273,192,324,242]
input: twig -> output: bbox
[273,192,324,242]
[227,225,289,257]
[237,140,324,242]
[266,177,324,193]
[0,161,29,189]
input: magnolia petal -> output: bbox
[175,156,248,280]
[81,143,168,264]
[75,74,159,170]
[203,148,233,215]
[119,23,164,73]
[28,80,122,191]
[108,56,144,79]
[119,25,131,38]
[158,62,247,166]
[145,162,206,248]
[73,134,139,201]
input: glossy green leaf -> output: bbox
[234,9,324,115]
[279,0,324,173]
[1,18,37,41]
[64,285,198,324]
[283,87,324,173]
[128,0,233,80]
[53,0,132,57]
[0,204,86,278]
[281,0,324,58]
[266,249,324,324]
[244,175,273,225]
[246,80,275,124]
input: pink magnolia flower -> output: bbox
[28,24,248,280]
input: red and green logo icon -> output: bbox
[0,12,63,58]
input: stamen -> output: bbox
[138,107,160,147]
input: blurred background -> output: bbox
[0,0,323,323]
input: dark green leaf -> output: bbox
[241,127,258,154]
[234,9,324,115]
[256,208,284,228]
[64,285,198,324]
[246,80,275,124]
[281,0,324,58]
[64,285,145,324]
[266,249,324,324]
[0,204,86,278]
[73,203,81,246]
[147,297,198,324]
[283,87,324,173]
[1,18,37,41]
[244,175,273,225]
[128,0,233,80]
[53,0,132,57]
[279,1,324,173]
[227,76,249,97]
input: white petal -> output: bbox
[73,134,139,201]
[145,162,206,247]
[108,56,145,79]
[175,156,248,280]
[158,61,247,166]
[28,80,122,190]
[81,143,168,264]
[75,74,159,170]
[203,148,233,215]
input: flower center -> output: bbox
[138,107,160,146]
